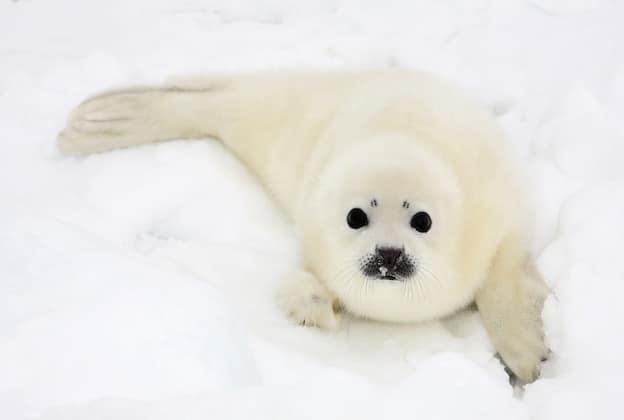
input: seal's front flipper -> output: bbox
[277,270,342,330]
[475,237,550,384]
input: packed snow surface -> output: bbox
[1,1,623,419]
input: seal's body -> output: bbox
[59,70,549,383]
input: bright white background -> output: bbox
[1,1,623,419]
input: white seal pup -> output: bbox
[58,70,550,383]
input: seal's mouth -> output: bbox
[360,247,415,281]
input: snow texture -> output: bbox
[1,1,623,419]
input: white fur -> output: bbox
[58,70,549,383]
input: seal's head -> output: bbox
[305,135,482,322]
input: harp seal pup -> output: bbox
[58,70,549,383]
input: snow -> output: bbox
[1,0,623,419]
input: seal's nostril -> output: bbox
[362,247,413,279]
[376,247,403,267]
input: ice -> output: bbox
[1,1,623,419]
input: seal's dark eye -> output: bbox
[347,208,369,229]
[410,211,432,233]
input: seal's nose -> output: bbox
[376,247,404,268]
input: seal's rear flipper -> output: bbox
[57,84,229,155]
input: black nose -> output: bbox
[376,247,404,267]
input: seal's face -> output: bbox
[347,204,430,281]
[309,137,472,322]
